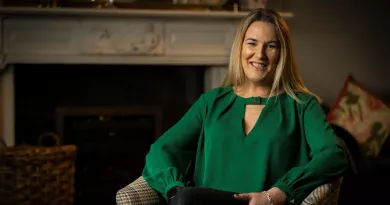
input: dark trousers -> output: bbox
[168,187,248,205]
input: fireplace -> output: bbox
[0,7,292,205]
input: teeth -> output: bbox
[251,62,266,69]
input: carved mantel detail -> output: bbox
[82,22,161,55]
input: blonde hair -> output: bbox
[221,9,315,103]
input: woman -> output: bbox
[142,8,348,205]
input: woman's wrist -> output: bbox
[266,187,286,205]
[167,187,178,201]
[262,191,274,205]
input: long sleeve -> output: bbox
[142,94,206,199]
[272,96,349,204]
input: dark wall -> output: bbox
[289,0,390,105]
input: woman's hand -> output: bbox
[234,187,286,205]
[234,192,271,205]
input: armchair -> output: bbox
[116,176,343,205]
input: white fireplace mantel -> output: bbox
[0,7,293,146]
[0,7,293,67]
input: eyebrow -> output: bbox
[245,38,278,44]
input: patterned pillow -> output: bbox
[327,75,390,157]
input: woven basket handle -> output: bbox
[38,132,60,146]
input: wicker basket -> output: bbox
[0,132,77,205]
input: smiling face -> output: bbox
[241,21,280,86]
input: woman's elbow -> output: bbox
[313,144,349,176]
[327,145,350,175]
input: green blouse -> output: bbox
[142,85,348,204]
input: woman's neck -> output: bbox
[235,83,273,98]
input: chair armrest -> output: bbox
[301,177,343,205]
[116,176,164,205]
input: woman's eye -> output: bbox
[247,42,256,46]
[267,44,276,48]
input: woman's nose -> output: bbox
[255,46,266,60]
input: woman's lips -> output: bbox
[250,62,267,69]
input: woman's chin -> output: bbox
[246,77,269,85]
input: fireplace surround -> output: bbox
[0,7,293,205]
[0,7,293,146]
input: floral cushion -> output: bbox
[327,75,390,157]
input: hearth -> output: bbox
[13,63,206,205]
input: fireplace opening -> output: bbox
[57,106,162,205]
[13,64,206,205]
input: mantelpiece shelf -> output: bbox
[0,7,294,19]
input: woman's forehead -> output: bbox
[244,21,278,42]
